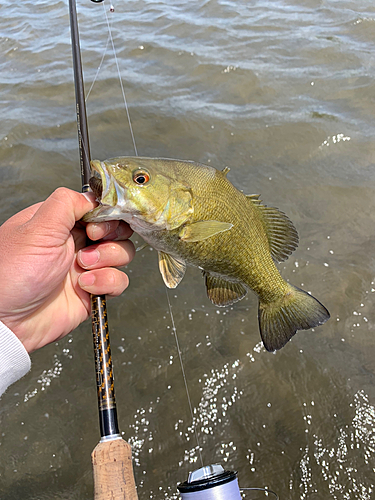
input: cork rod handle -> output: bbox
[92,438,138,500]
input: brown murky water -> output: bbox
[0,0,375,498]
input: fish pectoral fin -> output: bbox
[179,220,233,242]
[158,252,186,289]
[205,274,247,306]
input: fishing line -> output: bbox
[89,2,204,464]
[85,32,110,101]
[87,0,241,475]
[166,289,204,468]
[79,4,112,169]
[241,487,279,498]
[82,4,280,497]
[73,4,283,497]
[101,0,138,156]
[96,0,204,467]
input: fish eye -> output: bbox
[133,171,150,185]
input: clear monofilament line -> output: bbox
[95,0,203,468]
[86,32,110,101]
[166,290,204,468]
[102,1,138,156]
[82,10,112,168]
[241,488,279,499]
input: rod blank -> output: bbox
[68,0,119,439]
[68,1,138,498]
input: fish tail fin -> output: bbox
[258,284,330,352]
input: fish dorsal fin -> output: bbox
[158,252,186,288]
[179,220,233,242]
[247,196,299,262]
[205,273,248,306]
[222,167,230,176]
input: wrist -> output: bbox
[0,315,35,353]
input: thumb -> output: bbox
[30,187,97,232]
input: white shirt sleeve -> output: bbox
[0,321,31,397]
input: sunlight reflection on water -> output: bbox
[1,0,375,499]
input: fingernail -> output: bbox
[90,223,100,241]
[78,248,100,267]
[79,272,96,288]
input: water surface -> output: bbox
[0,0,375,498]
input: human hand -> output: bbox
[0,188,135,353]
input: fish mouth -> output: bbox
[89,159,119,204]
[82,159,127,223]
[89,174,103,199]
[89,160,105,200]
[88,159,129,210]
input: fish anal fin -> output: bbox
[205,273,247,306]
[258,284,330,351]
[247,196,299,262]
[179,220,233,242]
[158,252,186,288]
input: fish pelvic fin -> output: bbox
[205,273,247,306]
[158,252,186,288]
[258,284,330,351]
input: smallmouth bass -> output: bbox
[83,157,329,351]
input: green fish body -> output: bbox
[83,157,329,351]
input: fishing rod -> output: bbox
[68,0,138,498]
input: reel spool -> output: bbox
[178,464,241,499]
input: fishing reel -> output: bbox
[178,464,279,499]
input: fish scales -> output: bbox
[83,157,329,351]
[151,162,286,299]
